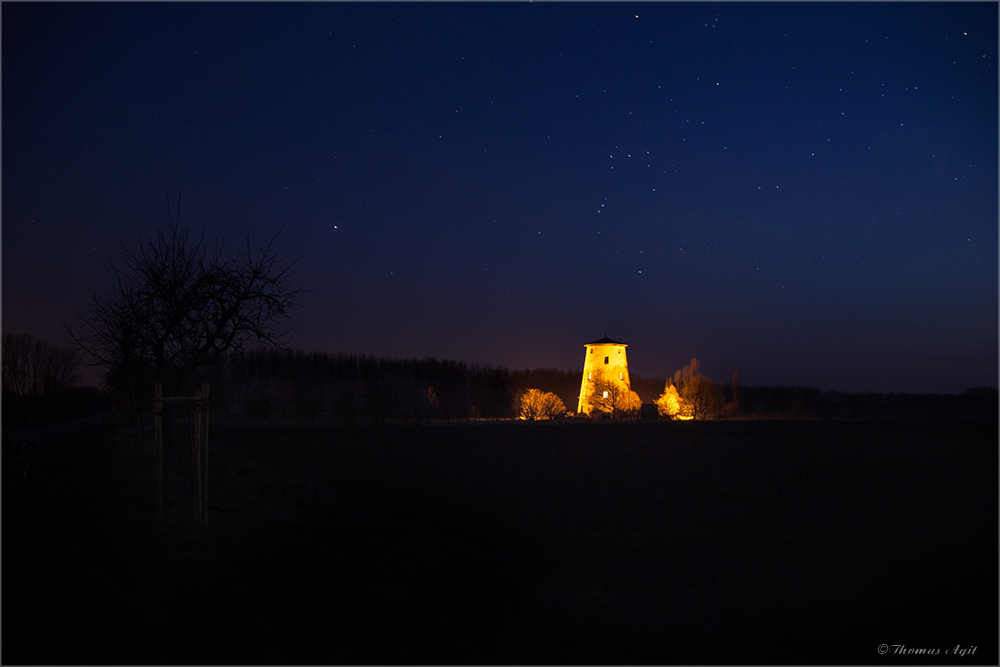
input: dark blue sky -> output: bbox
[4,2,997,393]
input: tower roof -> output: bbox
[586,336,625,346]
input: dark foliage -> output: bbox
[202,348,514,423]
[738,384,999,420]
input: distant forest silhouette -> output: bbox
[181,348,996,424]
[5,345,996,429]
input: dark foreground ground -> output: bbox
[3,418,997,664]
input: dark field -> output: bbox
[3,419,996,664]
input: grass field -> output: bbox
[3,418,996,664]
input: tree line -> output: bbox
[735,383,997,421]
[203,349,512,423]
[5,331,994,426]
[197,349,674,424]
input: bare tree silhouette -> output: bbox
[2,333,80,398]
[65,193,304,428]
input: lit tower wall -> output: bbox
[576,335,632,415]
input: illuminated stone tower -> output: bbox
[576,335,632,415]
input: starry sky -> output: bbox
[3,2,997,394]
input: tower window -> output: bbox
[588,372,592,380]
[604,356,609,364]
[620,372,623,380]
[603,391,609,399]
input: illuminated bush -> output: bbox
[619,388,643,420]
[656,383,688,420]
[657,358,723,420]
[519,388,567,420]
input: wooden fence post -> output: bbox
[192,387,202,524]
[157,384,209,528]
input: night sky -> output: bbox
[3,2,997,394]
